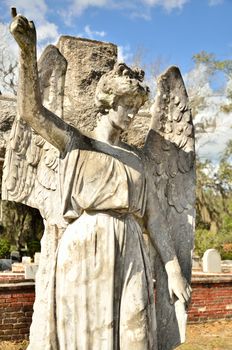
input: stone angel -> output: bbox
[2,8,195,350]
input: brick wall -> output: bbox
[0,273,232,341]
[0,281,35,341]
[188,273,232,323]
[0,274,25,282]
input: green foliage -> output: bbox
[0,238,11,258]
[194,229,220,258]
[217,213,232,259]
[195,138,232,259]
[194,228,232,260]
[0,200,44,251]
[27,240,41,258]
[192,51,232,113]
[193,51,215,65]
[193,51,232,78]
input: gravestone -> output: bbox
[11,250,20,262]
[25,263,39,280]
[202,249,222,273]
[0,259,11,271]
[22,256,31,264]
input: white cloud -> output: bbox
[184,63,212,98]
[84,25,106,39]
[208,0,224,6]
[65,0,109,17]
[0,22,18,57]
[4,0,48,23]
[117,45,133,64]
[4,0,60,44]
[142,0,189,11]
[37,22,59,42]
[62,0,188,23]
[184,64,232,163]
[0,22,19,95]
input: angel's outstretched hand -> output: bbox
[165,257,192,304]
[9,8,36,52]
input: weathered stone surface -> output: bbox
[122,108,150,147]
[57,36,117,133]
[0,96,16,159]
[203,249,222,273]
[25,263,38,280]
[0,259,11,271]
[22,256,32,264]
[3,10,195,349]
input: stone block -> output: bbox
[24,264,38,280]
[57,36,117,132]
[12,263,25,273]
[22,257,31,265]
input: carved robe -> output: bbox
[29,138,157,350]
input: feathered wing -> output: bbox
[2,45,70,348]
[2,45,67,224]
[144,66,195,350]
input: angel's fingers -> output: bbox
[168,287,174,304]
[175,290,185,303]
[16,16,30,28]
[29,21,35,30]
[182,290,189,302]
[186,286,192,298]
[11,7,17,18]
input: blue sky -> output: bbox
[0,0,232,162]
[0,0,231,74]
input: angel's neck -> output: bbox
[94,115,121,145]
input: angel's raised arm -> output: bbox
[10,9,77,153]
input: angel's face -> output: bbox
[108,104,137,131]
[108,96,141,131]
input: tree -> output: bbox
[195,141,232,258]
[192,51,232,114]
[0,23,18,95]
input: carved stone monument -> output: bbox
[2,8,195,350]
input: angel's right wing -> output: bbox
[144,66,195,350]
[2,45,67,223]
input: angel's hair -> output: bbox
[95,63,149,114]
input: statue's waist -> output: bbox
[83,209,140,220]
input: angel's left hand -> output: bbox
[165,257,192,304]
[167,272,192,304]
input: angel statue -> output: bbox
[2,8,195,350]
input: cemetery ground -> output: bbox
[0,320,231,350]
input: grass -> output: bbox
[0,340,28,350]
[177,320,232,350]
[0,320,232,349]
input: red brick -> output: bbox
[14,323,29,329]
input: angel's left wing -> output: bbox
[2,45,67,224]
[144,66,195,350]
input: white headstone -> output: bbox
[22,256,31,264]
[25,263,39,280]
[202,249,221,273]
